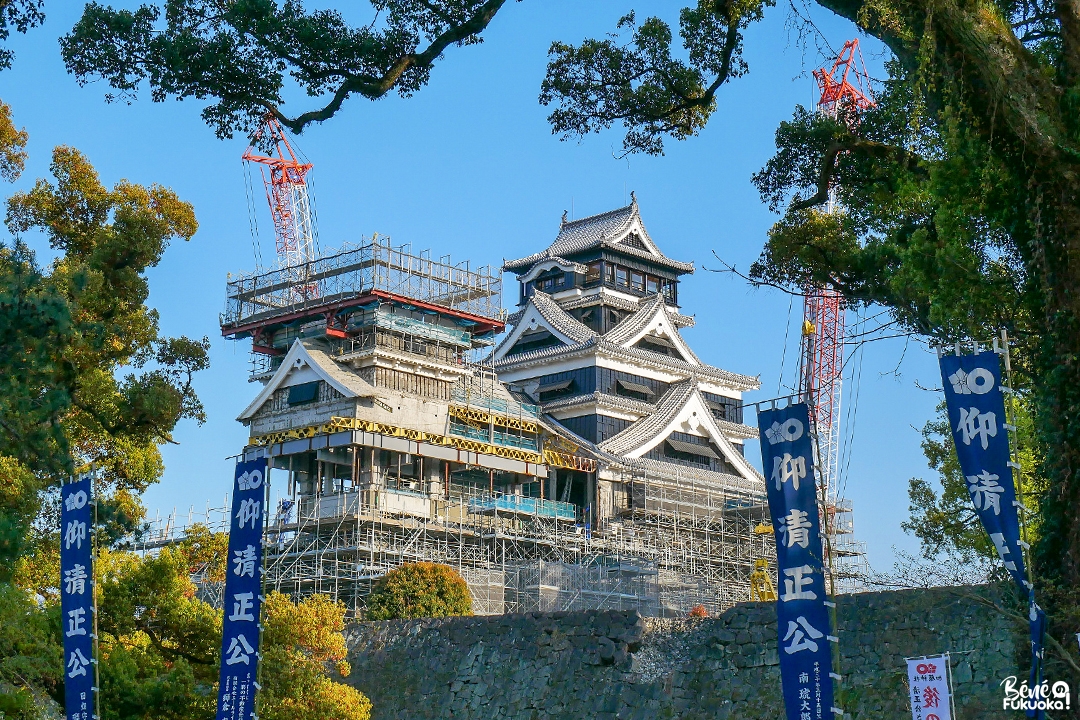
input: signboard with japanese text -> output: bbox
[906,655,953,720]
[215,456,268,720]
[939,352,1027,588]
[61,475,95,720]
[757,403,835,720]
[939,350,1045,718]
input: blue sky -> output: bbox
[3,2,942,570]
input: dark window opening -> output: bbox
[615,267,629,288]
[615,378,655,402]
[622,233,648,251]
[287,381,320,405]
[538,378,575,401]
[508,329,562,356]
[586,262,602,285]
[535,271,564,293]
[702,392,743,424]
[635,334,683,359]
[665,438,721,460]
[646,276,660,294]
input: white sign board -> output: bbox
[907,655,953,720]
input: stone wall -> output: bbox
[345,586,1023,719]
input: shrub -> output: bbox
[688,605,708,618]
[365,563,472,620]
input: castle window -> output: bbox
[605,263,615,283]
[586,262,602,285]
[615,267,629,288]
[665,438,721,460]
[615,378,654,401]
[538,378,575,401]
[646,276,660,294]
[288,381,320,405]
[622,233,647,251]
[631,272,645,293]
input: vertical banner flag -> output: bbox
[61,474,95,720]
[906,655,953,720]
[758,403,835,720]
[216,456,268,720]
[939,350,1045,719]
[938,352,1027,588]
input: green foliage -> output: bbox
[904,402,1043,567]
[62,0,515,138]
[541,2,771,156]
[260,592,372,720]
[0,0,44,70]
[92,548,372,720]
[365,562,473,620]
[0,582,62,718]
[0,108,210,580]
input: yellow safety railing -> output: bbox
[250,416,544,464]
[447,405,538,434]
[542,448,597,472]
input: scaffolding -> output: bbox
[140,458,773,619]
[222,235,504,333]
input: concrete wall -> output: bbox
[345,586,1022,719]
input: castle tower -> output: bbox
[496,197,764,511]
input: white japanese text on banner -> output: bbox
[757,403,835,720]
[61,474,95,720]
[216,456,268,720]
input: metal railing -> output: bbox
[223,236,504,328]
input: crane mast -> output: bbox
[798,39,873,592]
[243,116,318,298]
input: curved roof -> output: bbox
[598,380,763,482]
[504,198,694,274]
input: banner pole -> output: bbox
[1000,329,1035,589]
[255,447,270,720]
[91,465,101,720]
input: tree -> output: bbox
[0,0,45,70]
[904,402,1043,568]
[0,99,211,714]
[365,562,472,620]
[0,97,210,579]
[93,546,373,720]
[62,0,515,138]
[260,592,372,720]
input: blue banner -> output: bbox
[216,456,268,720]
[758,403,835,720]
[939,350,1042,718]
[61,475,95,720]
[939,352,1028,588]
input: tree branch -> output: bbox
[272,0,509,133]
[790,138,926,211]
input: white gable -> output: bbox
[604,387,760,481]
[237,340,376,421]
[492,301,577,362]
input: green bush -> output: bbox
[365,563,472,620]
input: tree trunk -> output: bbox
[1030,179,1080,586]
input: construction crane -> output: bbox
[798,39,874,593]
[243,116,318,298]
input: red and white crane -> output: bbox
[798,39,874,591]
[243,116,318,297]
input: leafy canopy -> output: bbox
[62,0,517,138]
[366,562,472,620]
